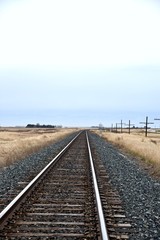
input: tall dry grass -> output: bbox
[0,128,77,168]
[94,130,160,177]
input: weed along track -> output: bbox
[0,131,131,239]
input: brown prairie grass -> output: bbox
[0,128,78,168]
[94,130,160,177]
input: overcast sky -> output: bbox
[0,0,160,127]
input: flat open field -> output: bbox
[0,128,77,168]
[94,129,160,177]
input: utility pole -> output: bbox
[140,116,154,137]
[124,120,135,134]
[110,124,113,132]
[117,120,125,133]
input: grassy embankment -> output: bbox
[94,129,160,177]
[0,128,77,168]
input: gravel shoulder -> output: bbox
[89,132,160,240]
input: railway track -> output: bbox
[0,131,132,239]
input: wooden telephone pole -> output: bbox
[116,120,125,133]
[124,120,135,134]
[140,116,154,137]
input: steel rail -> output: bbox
[86,132,109,240]
[0,131,82,228]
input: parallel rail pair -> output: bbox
[0,131,109,239]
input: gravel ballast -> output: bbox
[0,131,160,239]
[0,132,78,201]
[89,132,160,240]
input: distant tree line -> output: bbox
[26,123,56,128]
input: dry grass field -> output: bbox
[94,129,160,177]
[0,128,77,168]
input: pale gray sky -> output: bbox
[0,0,160,127]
